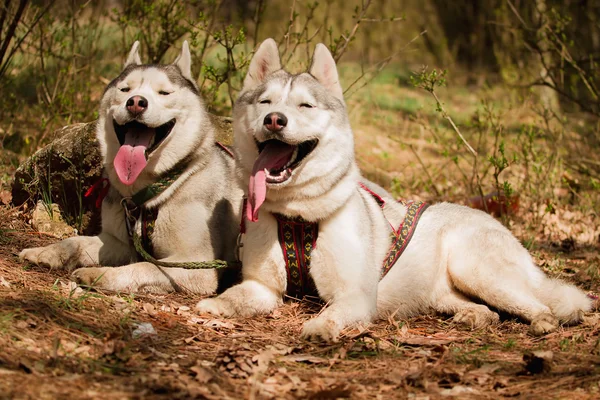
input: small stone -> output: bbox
[31,201,76,238]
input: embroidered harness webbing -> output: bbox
[274,185,429,298]
[381,199,429,277]
[274,214,319,298]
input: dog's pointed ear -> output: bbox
[173,40,193,81]
[243,38,281,92]
[124,41,142,68]
[309,43,343,101]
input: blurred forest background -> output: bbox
[1,0,599,241]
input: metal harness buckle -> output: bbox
[121,197,139,237]
[235,233,244,263]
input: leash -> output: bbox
[130,207,228,269]
[89,143,237,270]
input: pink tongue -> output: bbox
[113,128,154,185]
[247,141,295,222]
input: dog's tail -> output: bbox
[536,278,593,324]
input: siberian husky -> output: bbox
[196,38,592,342]
[20,41,243,294]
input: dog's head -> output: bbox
[98,41,209,192]
[234,39,354,221]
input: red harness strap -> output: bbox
[215,141,235,158]
[381,200,429,278]
[84,178,110,208]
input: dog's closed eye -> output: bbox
[300,103,314,108]
[259,99,271,104]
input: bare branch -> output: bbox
[333,0,372,62]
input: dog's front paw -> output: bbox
[530,313,558,336]
[195,298,236,317]
[20,243,79,270]
[71,267,110,287]
[301,317,341,343]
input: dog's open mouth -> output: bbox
[113,119,176,152]
[255,139,318,184]
[246,138,318,222]
[112,119,176,186]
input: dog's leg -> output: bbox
[299,196,383,343]
[72,262,220,294]
[20,199,133,270]
[434,290,500,329]
[195,214,286,317]
[301,234,380,341]
[301,290,377,343]
[447,251,558,336]
[20,233,133,271]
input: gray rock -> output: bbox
[11,115,233,235]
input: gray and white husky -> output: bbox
[20,41,243,294]
[196,38,592,342]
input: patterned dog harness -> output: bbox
[274,214,319,298]
[274,184,429,298]
[87,142,237,270]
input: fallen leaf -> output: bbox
[190,365,213,383]
[15,320,29,329]
[142,303,156,315]
[0,276,11,288]
[440,385,480,396]
[0,190,12,205]
[204,319,235,329]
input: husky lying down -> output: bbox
[196,38,592,342]
[20,42,242,294]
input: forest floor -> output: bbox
[1,205,600,399]
[1,72,600,399]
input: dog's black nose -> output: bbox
[263,112,287,131]
[126,95,148,116]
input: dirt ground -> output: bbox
[1,200,600,400]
